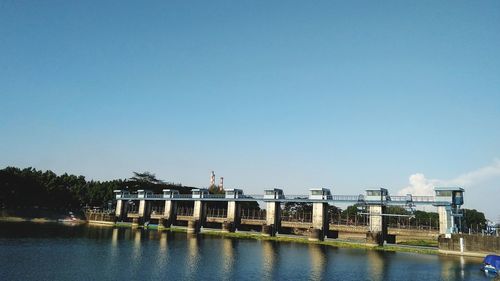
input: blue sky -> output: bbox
[1,1,499,219]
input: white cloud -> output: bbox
[398,159,500,196]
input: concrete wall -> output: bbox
[163,201,175,220]
[265,202,281,227]
[439,234,500,254]
[227,201,239,223]
[438,206,453,235]
[138,200,147,217]
[369,205,384,232]
[193,201,206,222]
[115,200,123,217]
[312,202,328,231]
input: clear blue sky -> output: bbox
[1,1,499,219]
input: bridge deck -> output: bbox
[117,194,447,206]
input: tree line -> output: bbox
[0,167,195,211]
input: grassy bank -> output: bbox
[0,216,61,223]
[199,230,439,255]
[120,225,439,255]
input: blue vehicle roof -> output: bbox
[484,255,500,269]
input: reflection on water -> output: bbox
[262,241,279,280]
[439,255,484,281]
[186,234,200,280]
[111,227,118,248]
[130,229,142,277]
[0,222,488,281]
[221,238,235,280]
[367,250,389,281]
[151,231,169,279]
[308,244,327,280]
[159,231,168,255]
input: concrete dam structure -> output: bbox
[113,187,465,246]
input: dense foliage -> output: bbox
[0,167,195,210]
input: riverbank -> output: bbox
[0,209,86,224]
[201,229,440,255]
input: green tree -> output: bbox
[462,209,487,230]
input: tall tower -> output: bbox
[218,177,224,191]
[210,171,215,187]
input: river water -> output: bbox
[0,222,493,281]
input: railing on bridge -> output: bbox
[412,196,436,202]
[205,194,226,199]
[120,194,138,199]
[117,192,443,206]
[330,195,365,202]
[244,195,264,200]
[240,209,266,220]
[173,194,193,199]
[388,195,435,203]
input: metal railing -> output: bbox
[174,194,193,199]
[119,194,138,199]
[240,209,266,220]
[206,208,227,218]
[330,195,365,202]
[204,194,226,199]
[412,196,435,202]
[388,196,411,202]
[176,207,193,216]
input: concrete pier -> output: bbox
[115,199,125,220]
[114,190,130,221]
[161,200,176,228]
[186,189,209,234]
[262,189,284,236]
[224,201,239,232]
[137,190,152,223]
[264,202,281,236]
[160,189,179,228]
[310,202,328,241]
[366,205,387,245]
[437,206,453,235]
[365,189,389,245]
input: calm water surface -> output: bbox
[0,222,494,281]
